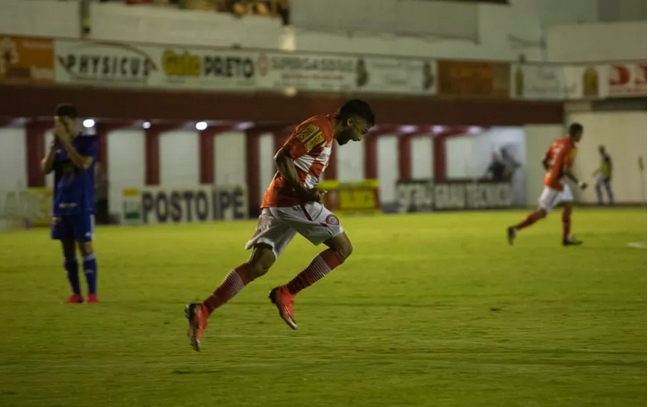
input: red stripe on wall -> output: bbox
[199,131,215,184]
[245,129,261,217]
[26,121,50,187]
[398,135,412,182]
[145,128,160,186]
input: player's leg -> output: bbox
[74,214,98,302]
[285,232,351,295]
[186,209,294,351]
[62,238,83,303]
[269,203,348,329]
[560,186,582,246]
[507,187,556,244]
[52,216,83,303]
[595,177,604,206]
[202,244,275,315]
[604,179,614,206]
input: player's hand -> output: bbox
[317,189,328,202]
[578,181,588,190]
[298,187,322,203]
[54,122,70,143]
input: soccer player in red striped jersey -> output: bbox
[186,100,375,351]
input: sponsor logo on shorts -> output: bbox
[325,214,339,226]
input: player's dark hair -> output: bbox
[55,104,78,119]
[336,99,375,127]
[568,122,583,136]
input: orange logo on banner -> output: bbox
[437,60,510,98]
[0,35,54,83]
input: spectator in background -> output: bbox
[593,145,614,206]
[484,153,506,182]
[500,147,521,182]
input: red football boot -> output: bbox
[86,294,99,303]
[65,294,84,304]
[185,303,209,351]
[269,286,297,330]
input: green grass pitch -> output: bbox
[0,208,645,407]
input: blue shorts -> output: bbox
[51,214,95,242]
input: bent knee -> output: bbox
[247,263,271,279]
[335,241,353,262]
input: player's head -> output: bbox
[599,145,606,155]
[333,99,375,145]
[568,122,583,142]
[55,103,79,134]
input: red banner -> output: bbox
[608,63,647,97]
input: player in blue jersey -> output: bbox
[41,104,99,303]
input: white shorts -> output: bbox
[538,184,573,212]
[245,202,344,259]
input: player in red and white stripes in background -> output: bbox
[186,100,375,351]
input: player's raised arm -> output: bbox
[41,139,58,174]
[58,131,94,170]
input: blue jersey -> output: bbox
[52,134,98,216]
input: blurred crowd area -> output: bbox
[114,0,290,24]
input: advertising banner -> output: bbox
[396,180,511,212]
[437,60,510,98]
[121,185,247,225]
[157,47,258,91]
[356,57,436,95]
[608,63,647,97]
[0,35,54,84]
[256,52,436,95]
[319,180,381,215]
[510,64,569,100]
[563,65,608,100]
[54,39,158,87]
[256,51,357,92]
[0,188,53,227]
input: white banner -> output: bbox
[256,52,357,92]
[563,65,609,100]
[510,64,568,100]
[55,39,158,87]
[396,180,512,212]
[121,185,247,225]
[608,63,647,97]
[357,57,436,95]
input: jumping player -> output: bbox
[41,104,99,303]
[186,100,375,351]
[507,123,588,246]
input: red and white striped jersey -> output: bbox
[261,115,334,208]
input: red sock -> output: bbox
[202,264,252,314]
[562,207,572,239]
[286,249,345,295]
[515,210,544,230]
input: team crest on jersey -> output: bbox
[296,124,324,153]
[325,214,339,226]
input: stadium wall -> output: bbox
[0,126,27,191]
[546,21,647,62]
[0,0,602,62]
[567,111,647,204]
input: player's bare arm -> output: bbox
[562,164,587,189]
[273,148,320,202]
[57,131,93,170]
[41,139,58,174]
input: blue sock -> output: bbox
[82,253,98,295]
[64,257,81,295]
